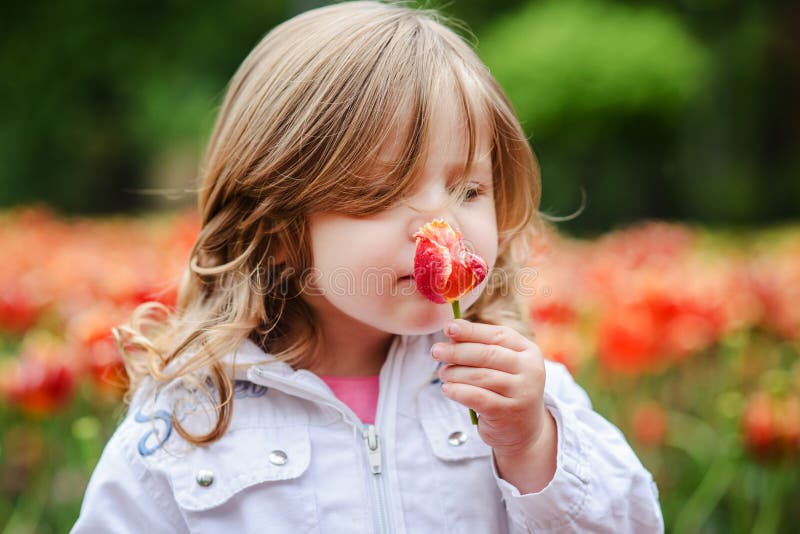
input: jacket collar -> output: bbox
[225,330,447,387]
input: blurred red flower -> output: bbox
[748,244,800,342]
[66,305,130,397]
[0,333,76,417]
[632,401,669,447]
[741,392,800,460]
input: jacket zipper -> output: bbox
[248,336,404,534]
[363,424,390,533]
[369,341,396,534]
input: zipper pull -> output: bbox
[362,425,382,475]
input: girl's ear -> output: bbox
[270,248,288,266]
[270,227,294,266]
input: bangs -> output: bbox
[221,1,537,235]
[323,19,495,217]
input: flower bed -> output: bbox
[0,207,798,532]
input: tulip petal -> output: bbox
[414,239,451,304]
[413,219,488,304]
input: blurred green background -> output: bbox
[1,0,798,234]
[1,1,800,533]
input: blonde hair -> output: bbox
[114,0,545,446]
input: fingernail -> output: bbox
[432,344,443,359]
[447,322,459,336]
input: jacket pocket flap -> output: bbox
[418,385,492,461]
[168,425,311,511]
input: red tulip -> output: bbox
[0,286,45,334]
[531,302,577,325]
[741,392,777,458]
[778,396,800,451]
[532,324,583,374]
[597,303,659,374]
[741,392,800,461]
[413,219,488,305]
[413,219,487,425]
[66,306,129,397]
[632,402,668,447]
[0,333,76,417]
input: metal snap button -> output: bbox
[269,450,288,466]
[448,431,468,446]
[196,469,214,487]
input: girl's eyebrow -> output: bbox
[444,160,493,186]
[445,145,493,177]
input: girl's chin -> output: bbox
[390,309,454,335]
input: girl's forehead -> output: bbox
[374,88,494,170]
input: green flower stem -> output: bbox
[451,300,478,425]
[451,299,461,319]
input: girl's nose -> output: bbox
[407,209,461,241]
[405,184,461,240]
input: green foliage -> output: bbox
[471,0,800,236]
[0,0,797,232]
[479,0,710,136]
[0,0,287,214]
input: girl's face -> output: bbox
[303,95,498,339]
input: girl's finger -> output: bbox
[443,319,529,352]
[438,364,516,398]
[440,381,512,418]
[432,341,519,373]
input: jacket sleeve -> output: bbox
[491,361,664,533]
[71,421,189,534]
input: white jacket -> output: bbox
[72,331,664,533]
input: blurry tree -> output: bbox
[0,0,797,233]
[667,0,800,230]
[0,0,288,213]
[470,0,799,235]
[477,0,709,235]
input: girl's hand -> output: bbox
[432,318,558,493]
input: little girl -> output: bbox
[73,2,663,532]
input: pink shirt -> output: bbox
[320,375,380,424]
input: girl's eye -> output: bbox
[461,184,485,202]
[464,186,481,201]
[447,183,485,203]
